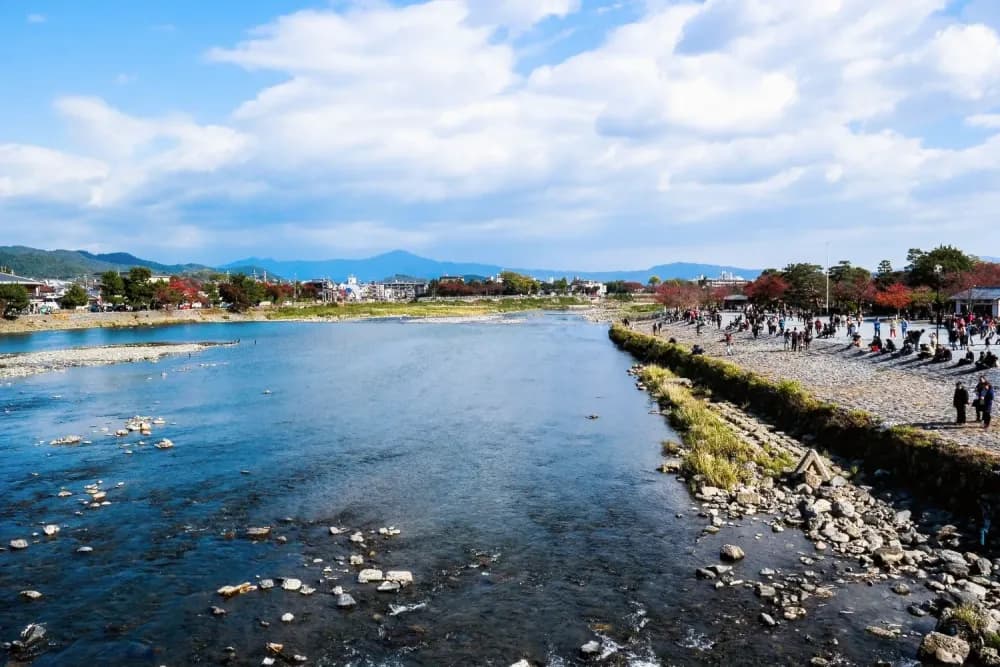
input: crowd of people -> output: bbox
[637,305,1000,430]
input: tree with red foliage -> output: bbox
[743,272,788,306]
[874,282,912,315]
[950,261,1000,293]
[654,281,703,309]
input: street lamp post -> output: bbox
[934,264,943,346]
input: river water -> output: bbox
[0,315,926,665]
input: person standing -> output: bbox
[954,382,970,425]
[982,380,995,429]
[901,318,909,341]
[889,317,898,338]
[874,317,881,338]
[975,376,989,422]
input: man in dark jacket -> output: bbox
[982,380,995,430]
[976,376,989,422]
[954,382,970,425]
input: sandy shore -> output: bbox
[0,342,225,380]
[0,309,266,335]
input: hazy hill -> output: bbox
[223,250,760,283]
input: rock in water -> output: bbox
[919,632,970,665]
[42,524,60,536]
[281,578,302,591]
[281,613,294,623]
[336,593,357,608]
[19,590,43,600]
[246,526,271,539]
[385,570,413,585]
[10,539,29,550]
[580,640,601,656]
[217,582,256,598]
[358,569,383,584]
[720,544,745,562]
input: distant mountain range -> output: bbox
[2,245,761,283]
[0,246,269,280]
[221,250,760,283]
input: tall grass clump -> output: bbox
[639,365,785,490]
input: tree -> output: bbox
[909,286,935,314]
[906,245,975,288]
[875,259,897,289]
[647,275,661,288]
[219,273,265,312]
[59,284,89,309]
[0,284,29,319]
[877,259,893,276]
[744,272,789,306]
[100,271,125,305]
[874,282,912,315]
[500,271,539,295]
[780,263,825,310]
[124,267,154,309]
[654,280,703,309]
[829,261,873,311]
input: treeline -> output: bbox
[656,245,998,314]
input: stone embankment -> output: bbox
[611,324,1000,516]
[0,343,223,380]
[634,360,1000,666]
[0,309,266,335]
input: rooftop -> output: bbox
[948,286,1000,301]
[0,272,44,286]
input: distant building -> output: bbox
[949,286,1000,317]
[379,276,429,301]
[438,275,464,285]
[696,272,750,290]
[570,279,607,297]
[0,271,45,298]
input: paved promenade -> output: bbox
[642,315,1000,452]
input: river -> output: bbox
[0,315,924,665]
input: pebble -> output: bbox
[281,613,294,623]
[281,578,302,591]
[9,539,29,550]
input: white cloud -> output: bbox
[966,113,1000,128]
[26,13,45,24]
[0,144,107,201]
[926,23,1000,99]
[9,0,1000,267]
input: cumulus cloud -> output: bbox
[6,0,1000,266]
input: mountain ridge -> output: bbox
[222,250,760,283]
[1,245,761,282]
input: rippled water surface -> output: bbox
[1,316,925,665]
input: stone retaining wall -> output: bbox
[610,324,1000,515]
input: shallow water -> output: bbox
[1,315,929,665]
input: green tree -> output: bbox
[905,245,975,288]
[219,273,265,312]
[99,271,125,305]
[59,284,89,309]
[124,267,154,309]
[877,259,893,276]
[0,284,29,319]
[499,271,538,295]
[780,263,825,310]
[647,275,661,287]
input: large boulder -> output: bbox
[720,544,745,562]
[919,632,970,665]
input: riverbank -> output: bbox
[633,358,1000,665]
[610,324,1000,517]
[0,298,607,336]
[0,342,224,380]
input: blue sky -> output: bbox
[3,0,1000,271]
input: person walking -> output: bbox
[982,380,995,430]
[901,318,909,340]
[954,381,970,425]
[874,317,881,338]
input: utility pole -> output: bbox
[825,242,830,316]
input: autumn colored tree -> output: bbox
[654,281,703,309]
[743,272,789,306]
[874,282,912,315]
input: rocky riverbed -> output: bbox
[0,342,227,380]
[632,360,1000,665]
